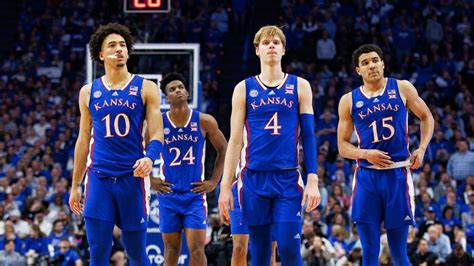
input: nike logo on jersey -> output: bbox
[294,233,301,239]
[268,90,275,95]
[404,215,411,221]
[112,91,119,96]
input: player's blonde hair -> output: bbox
[253,25,286,48]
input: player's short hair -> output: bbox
[352,44,383,67]
[253,25,286,48]
[89,23,134,64]
[160,72,186,95]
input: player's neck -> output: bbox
[259,64,284,86]
[169,105,191,125]
[104,68,130,85]
[362,78,386,96]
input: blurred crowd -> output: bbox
[0,0,473,265]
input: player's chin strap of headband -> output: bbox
[145,140,163,162]
[300,113,317,175]
[366,159,411,170]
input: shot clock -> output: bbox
[124,0,171,13]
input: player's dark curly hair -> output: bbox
[160,72,186,95]
[352,44,383,67]
[89,23,134,64]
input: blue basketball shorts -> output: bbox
[83,169,150,231]
[238,168,304,226]
[157,191,207,233]
[351,166,415,229]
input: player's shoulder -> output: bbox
[338,92,353,110]
[79,83,92,97]
[394,79,415,90]
[232,80,247,98]
[235,79,247,90]
[295,75,310,86]
[199,112,218,127]
[142,78,159,90]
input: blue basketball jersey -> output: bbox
[160,110,206,192]
[241,74,300,171]
[351,78,409,167]
[87,75,145,177]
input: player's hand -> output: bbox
[69,186,83,215]
[302,174,321,212]
[133,157,153,178]
[191,180,218,194]
[410,147,426,169]
[150,178,173,194]
[364,149,393,168]
[218,187,233,225]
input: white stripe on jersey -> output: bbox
[239,125,248,173]
[144,176,151,216]
[200,141,206,181]
[297,170,305,190]
[84,171,89,197]
[405,167,415,219]
[86,128,95,168]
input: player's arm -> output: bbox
[144,112,173,194]
[69,84,92,215]
[399,80,434,169]
[297,77,321,212]
[134,80,164,178]
[218,80,246,224]
[191,114,228,194]
[337,93,393,167]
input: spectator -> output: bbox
[34,209,53,236]
[447,139,474,185]
[461,201,474,242]
[210,5,228,34]
[0,239,26,266]
[433,172,455,202]
[300,233,334,265]
[426,225,451,263]
[316,31,336,62]
[7,210,29,239]
[439,206,461,239]
[309,209,328,238]
[22,224,49,263]
[425,15,443,44]
[410,238,438,265]
[51,239,82,266]
[406,226,420,259]
[48,220,72,249]
[445,244,473,265]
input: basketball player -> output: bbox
[337,44,434,265]
[69,23,164,266]
[218,25,321,266]
[150,72,227,266]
